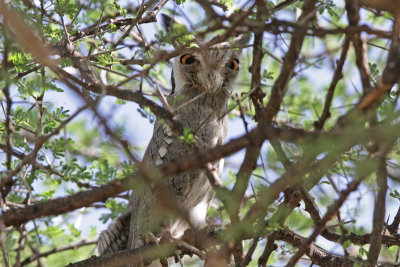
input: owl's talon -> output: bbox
[159,230,172,244]
[146,233,158,245]
[160,257,169,267]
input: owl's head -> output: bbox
[160,14,250,101]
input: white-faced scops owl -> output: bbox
[98,14,249,262]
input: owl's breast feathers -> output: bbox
[134,102,227,236]
[98,94,229,257]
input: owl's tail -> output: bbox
[97,211,131,255]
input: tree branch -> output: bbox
[21,240,97,266]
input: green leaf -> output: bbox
[342,240,351,250]
[59,0,79,20]
[221,0,233,9]
[112,0,128,17]
[36,190,56,201]
[8,51,31,73]
[96,53,120,66]
[116,98,126,104]
[100,198,128,223]
[68,223,82,238]
[137,106,155,123]
[389,189,400,201]
[179,127,194,144]
[368,62,379,86]
[317,0,339,17]
[262,70,274,81]
[359,246,368,258]
[173,0,186,5]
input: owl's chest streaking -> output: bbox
[140,94,228,231]
[144,92,229,166]
[143,97,227,171]
[143,97,227,237]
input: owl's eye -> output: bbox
[228,58,239,71]
[180,54,196,65]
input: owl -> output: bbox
[98,14,249,263]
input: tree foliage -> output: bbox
[0,0,400,266]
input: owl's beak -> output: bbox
[199,70,224,93]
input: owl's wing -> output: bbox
[96,122,167,254]
[127,121,186,249]
[97,122,175,254]
[141,121,203,197]
[128,116,226,242]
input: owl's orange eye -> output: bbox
[180,54,196,65]
[229,58,239,71]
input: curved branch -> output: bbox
[21,240,97,266]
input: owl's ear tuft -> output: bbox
[160,13,192,48]
[160,13,174,33]
[160,14,188,35]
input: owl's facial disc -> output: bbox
[172,48,241,96]
[201,58,239,93]
[179,53,223,92]
[196,50,238,93]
